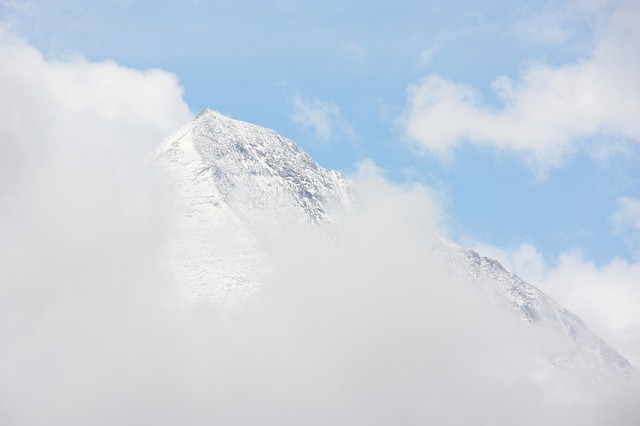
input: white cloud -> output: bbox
[0,29,192,194]
[0,27,192,314]
[0,29,190,424]
[290,92,356,144]
[4,140,639,424]
[402,0,640,171]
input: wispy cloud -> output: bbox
[612,196,640,233]
[509,1,580,45]
[401,0,640,173]
[290,92,356,144]
[512,11,572,44]
[0,0,31,10]
[419,44,440,67]
[612,196,640,253]
[341,40,366,64]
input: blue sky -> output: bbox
[2,0,640,361]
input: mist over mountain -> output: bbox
[2,107,639,425]
[155,109,632,385]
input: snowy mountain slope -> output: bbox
[154,109,633,383]
[432,236,632,384]
[154,109,351,302]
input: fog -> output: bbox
[2,147,639,425]
[1,30,639,426]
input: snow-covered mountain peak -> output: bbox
[194,107,221,119]
[158,109,352,227]
[155,110,634,385]
[154,109,353,302]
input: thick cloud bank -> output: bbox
[1,32,639,425]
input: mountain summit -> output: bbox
[158,109,352,224]
[155,109,632,385]
[155,109,351,302]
